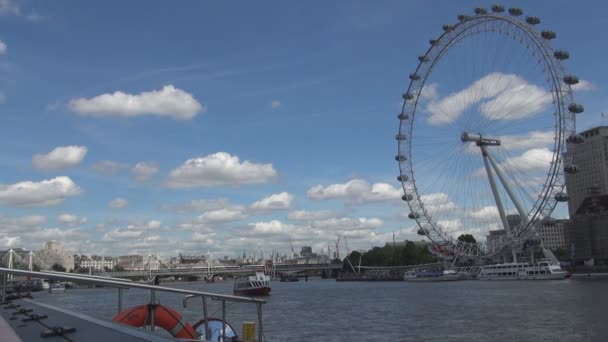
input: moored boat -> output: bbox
[233,272,271,296]
[478,259,567,280]
[403,269,465,282]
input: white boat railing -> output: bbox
[0,267,266,342]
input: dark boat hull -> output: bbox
[233,286,271,296]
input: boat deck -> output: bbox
[0,298,176,342]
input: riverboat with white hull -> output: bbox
[478,260,567,280]
[403,269,465,282]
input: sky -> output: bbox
[0,0,606,258]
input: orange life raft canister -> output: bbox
[113,304,197,340]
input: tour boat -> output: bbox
[50,283,66,293]
[403,269,465,282]
[233,272,271,296]
[478,260,567,280]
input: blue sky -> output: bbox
[0,0,606,257]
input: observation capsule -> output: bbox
[396,133,407,141]
[457,14,469,21]
[408,212,420,219]
[418,55,430,62]
[409,73,421,81]
[563,75,579,85]
[541,30,556,40]
[564,164,579,174]
[491,5,505,13]
[525,16,540,25]
[417,228,427,236]
[567,134,584,144]
[397,174,409,182]
[554,50,570,60]
[402,92,415,100]
[568,103,584,114]
[508,7,523,16]
[401,193,413,201]
[555,192,569,202]
[474,7,487,15]
[395,154,407,162]
[398,113,409,120]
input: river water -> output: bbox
[33,278,607,341]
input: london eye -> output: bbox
[395,5,583,261]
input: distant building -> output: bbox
[74,255,116,271]
[564,126,608,263]
[115,255,144,271]
[536,219,568,250]
[300,246,313,257]
[36,241,74,271]
[486,230,506,252]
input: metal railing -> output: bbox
[0,267,266,342]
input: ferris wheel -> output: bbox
[396,5,584,260]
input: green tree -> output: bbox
[457,234,477,244]
[51,263,66,272]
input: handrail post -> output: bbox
[202,296,209,339]
[257,302,263,342]
[222,299,227,341]
[117,288,123,314]
[150,289,156,331]
[1,272,6,303]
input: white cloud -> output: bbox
[0,40,6,55]
[311,217,383,230]
[307,179,400,204]
[32,145,88,170]
[251,192,294,211]
[249,220,297,235]
[287,210,337,221]
[500,130,554,151]
[108,197,128,209]
[426,73,551,125]
[58,213,87,226]
[0,176,81,207]
[503,148,553,172]
[271,100,281,109]
[470,206,499,221]
[420,192,457,214]
[570,80,595,92]
[147,220,162,229]
[103,228,143,241]
[131,161,159,181]
[91,160,129,175]
[166,152,278,188]
[419,83,438,101]
[68,85,204,120]
[197,208,247,223]
[0,0,19,16]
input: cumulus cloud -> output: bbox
[32,145,88,171]
[570,80,595,92]
[426,73,551,125]
[166,152,278,188]
[0,0,19,16]
[249,220,297,235]
[0,40,6,54]
[0,176,81,207]
[287,210,337,221]
[58,213,87,226]
[502,148,553,172]
[271,100,281,109]
[68,85,204,120]
[163,198,236,213]
[420,192,457,215]
[91,160,129,175]
[197,208,247,223]
[307,179,400,204]
[311,217,383,230]
[103,228,143,241]
[108,197,128,209]
[250,192,294,211]
[500,130,555,151]
[131,161,159,181]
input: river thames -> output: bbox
[34,278,607,341]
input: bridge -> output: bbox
[105,263,343,280]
